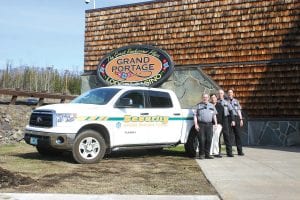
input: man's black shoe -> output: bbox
[238,152,245,156]
[227,154,234,157]
[214,155,222,158]
[205,156,214,159]
[199,155,205,159]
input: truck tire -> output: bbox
[184,128,199,158]
[72,130,106,164]
[36,146,63,156]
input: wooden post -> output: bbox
[10,95,17,105]
[38,98,44,107]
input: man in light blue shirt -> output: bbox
[194,93,217,159]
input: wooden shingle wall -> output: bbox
[84,0,300,117]
[202,62,300,117]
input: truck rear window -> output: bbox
[71,88,120,105]
[148,91,173,108]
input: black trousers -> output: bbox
[230,116,243,154]
[196,122,213,157]
[219,117,233,155]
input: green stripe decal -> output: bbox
[108,117,124,121]
[106,117,193,121]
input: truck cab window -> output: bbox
[116,91,145,108]
[71,88,120,105]
[148,91,173,108]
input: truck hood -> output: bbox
[35,103,108,113]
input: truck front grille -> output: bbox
[29,110,54,128]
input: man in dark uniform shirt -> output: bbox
[228,89,245,156]
[194,93,217,159]
[218,89,234,157]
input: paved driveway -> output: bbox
[197,146,300,200]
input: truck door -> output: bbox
[145,90,183,144]
[113,90,149,146]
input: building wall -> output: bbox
[202,61,300,117]
[84,0,299,69]
[84,0,300,117]
[83,0,300,146]
[248,120,300,146]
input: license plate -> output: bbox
[30,137,38,145]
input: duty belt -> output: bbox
[198,121,212,125]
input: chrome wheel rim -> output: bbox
[78,137,100,160]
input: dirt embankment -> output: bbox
[0,104,36,189]
[0,105,32,145]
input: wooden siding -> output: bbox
[84,0,299,70]
[202,62,300,117]
[84,0,300,117]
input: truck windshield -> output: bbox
[71,88,121,105]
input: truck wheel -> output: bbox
[72,130,106,164]
[184,128,199,158]
[36,146,63,156]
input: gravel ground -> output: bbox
[0,104,32,144]
[0,143,216,195]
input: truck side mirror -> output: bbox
[116,98,133,108]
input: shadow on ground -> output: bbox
[14,148,188,164]
[245,145,300,153]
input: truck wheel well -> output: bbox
[190,125,197,134]
[185,125,198,157]
[187,125,197,139]
[77,124,110,148]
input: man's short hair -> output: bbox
[210,93,217,98]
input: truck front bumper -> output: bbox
[24,130,76,150]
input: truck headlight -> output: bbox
[56,113,77,123]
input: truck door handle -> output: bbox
[173,113,181,116]
[140,113,149,115]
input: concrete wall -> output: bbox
[160,67,219,108]
[247,120,300,147]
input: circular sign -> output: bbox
[97,45,174,87]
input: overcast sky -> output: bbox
[0,0,149,71]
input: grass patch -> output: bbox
[0,142,217,195]
[0,142,76,178]
[165,144,185,153]
[0,143,26,155]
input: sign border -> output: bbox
[96,45,174,87]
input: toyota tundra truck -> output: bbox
[24,86,198,164]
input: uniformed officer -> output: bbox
[228,89,245,156]
[194,93,217,159]
[218,89,234,157]
[210,93,223,158]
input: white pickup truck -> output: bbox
[24,86,198,163]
